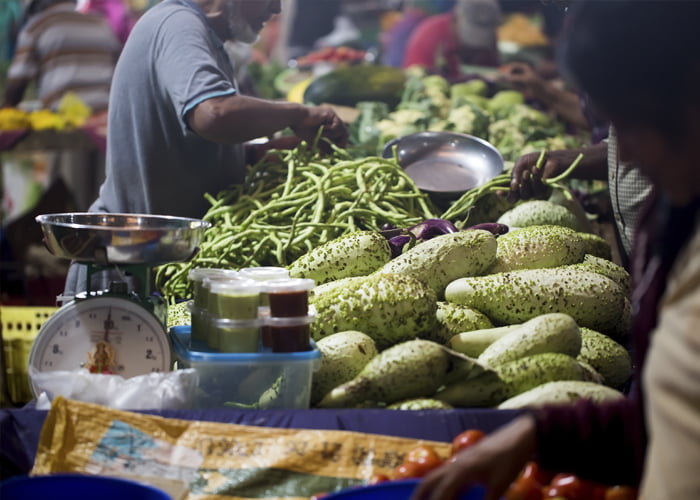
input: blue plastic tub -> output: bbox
[0,474,172,500]
[322,479,490,499]
[169,326,321,409]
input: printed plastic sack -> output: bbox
[32,397,452,500]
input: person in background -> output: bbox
[3,0,120,112]
[412,1,700,499]
[78,0,136,46]
[0,0,23,63]
[275,0,342,61]
[499,60,591,132]
[402,0,501,80]
[380,0,449,68]
[63,0,348,296]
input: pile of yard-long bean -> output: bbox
[155,142,438,300]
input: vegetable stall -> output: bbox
[0,62,635,500]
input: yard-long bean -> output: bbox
[155,140,438,301]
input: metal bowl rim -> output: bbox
[35,212,212,230]
[381,131,505,163]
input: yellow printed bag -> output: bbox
[32,397,452,500]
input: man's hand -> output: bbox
[293,105,348,148]
[509,149,582,202]
[411,416,538,500]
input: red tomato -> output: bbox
[545,473,594,500]
[605,485,638,500]
[451,429,486,455]
[402,445,444,476]
[519,461,554,487]
[393,461,425,480]
[542,485,567,498]
[505,476,543,500]
[368,473,390,485]
[405,445,443,466]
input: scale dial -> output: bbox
[28,295,171,396]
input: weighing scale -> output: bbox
[28,213,210,396]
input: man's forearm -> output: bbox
[188,94,308,144]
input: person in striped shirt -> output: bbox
[3,0,121,112]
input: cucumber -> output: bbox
[429,302,495,345]
[566,254,631,297]
[375,229,497,298]
[435,371,510,408]
[496,352,590,396]
[436,352,591,408]
[497,380,625,409]
[497,200,583,231]
[445,267,627,335]
[488,225,587,273]
[577,232,613,261]
[288,230,391,285]
[577,327,633,388]
[317,339,451,408]
[387,398,454,410]
[311,273,438,349]
[311,331,378,406]
[448,324,520,357]
[477,313,581,367]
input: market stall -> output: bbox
[0,7,639,500]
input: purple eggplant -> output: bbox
[464,222,509,236]
[387,233,414,258]
[408,218,458,240]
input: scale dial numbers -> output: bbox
[29,296,171,395]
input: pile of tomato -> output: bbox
[366,429,638,500]
[295,46,367,67]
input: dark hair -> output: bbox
[559,0,700,139]
[26,0,76,18]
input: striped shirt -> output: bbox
[7,2,120,111]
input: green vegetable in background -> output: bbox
[303,65,406,108]
[450,80,489,98]
[487,90,525,117]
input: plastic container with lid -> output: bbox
[239,266,290,282]
[188,268,240,342]
[208,316,264,353]
[170,325,321,409]
[263,278,315,318]
[206,279,261,349]
[264,314,316,352]
[239,268,291,343]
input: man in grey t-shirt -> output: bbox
[64,0,348,295]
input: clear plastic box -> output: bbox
[169,326,321,409]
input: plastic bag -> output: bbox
[31,367,199,410]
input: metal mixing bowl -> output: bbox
[382,131,504,199]
[35,213,211,265]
